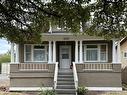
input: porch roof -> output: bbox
[41,33,104,41]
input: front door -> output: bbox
[60,45,71,68]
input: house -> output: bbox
[9,26,122,93]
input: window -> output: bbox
[84,44,108,62]
[25,45,31,61]
[124,52,127,58]
[86,45,98,61]
[24,45,48,62]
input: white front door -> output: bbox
[60,45,71,68]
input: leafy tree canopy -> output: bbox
[0,0,127,43]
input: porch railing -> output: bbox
[73,62,78,90]
[54,62,58,89]
[82,63,113,71]
[19,63,48,71]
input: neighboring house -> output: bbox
[9,27,122,92]
[120,38,127,84]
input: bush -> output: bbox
[38,89,56,95]
[77,86,88,95]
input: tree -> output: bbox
[0,0,127,43]
[88,0,127,39]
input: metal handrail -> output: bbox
[73,62,78,90]
[54,62,58,89]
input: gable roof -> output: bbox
[120,37,127,45]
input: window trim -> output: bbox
[24,44,48,62]
[83,44,108,62]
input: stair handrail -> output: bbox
[73,62,78,90]
[54,62,58,89]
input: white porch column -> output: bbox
[112,40,116,63]
[48,41,52,63]
[53,41,56,63]
[79,40,83,63]
[15,44,19,63]
[117,41,121,63]
[75,41,78,63]
[11,43,14,63]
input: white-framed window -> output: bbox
[84,44,108,62]
[123,52,127,58]
[24,44,48,62]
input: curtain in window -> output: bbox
[86,50,98,61]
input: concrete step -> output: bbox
[57,81,74,85]
[57,85,75,89]
[58,75,73,78]
[56,89,76,94]
[58,72,73,75]
[57,78,74,81]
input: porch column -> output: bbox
[79,40,83,63]
[112,40,116,63]
[75,40,78,63]
[15,44,19,63]
[117,41,121,63]
[53,41,56,63]
[11,43,14,63]
[48,41,52,63]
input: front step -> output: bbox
[56,89,76,94]
[57,78,74,81]
[57,81,74,85]
[56,69,76,95]
[57,85,75,89]
[58,75,73,78]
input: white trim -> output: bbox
[9,87,53,91]
[86,87,122,91]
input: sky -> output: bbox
[0,39,10,54]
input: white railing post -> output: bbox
[73,62,78,90]
[54,62,58,89]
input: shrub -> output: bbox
[77,86,88,95]
[38,89,56,95]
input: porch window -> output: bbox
[84,44,108,62]
[24,44,48,62]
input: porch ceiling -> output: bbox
[41,33,104,41]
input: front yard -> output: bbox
[1,91,127,95]
[0,77,127,95]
